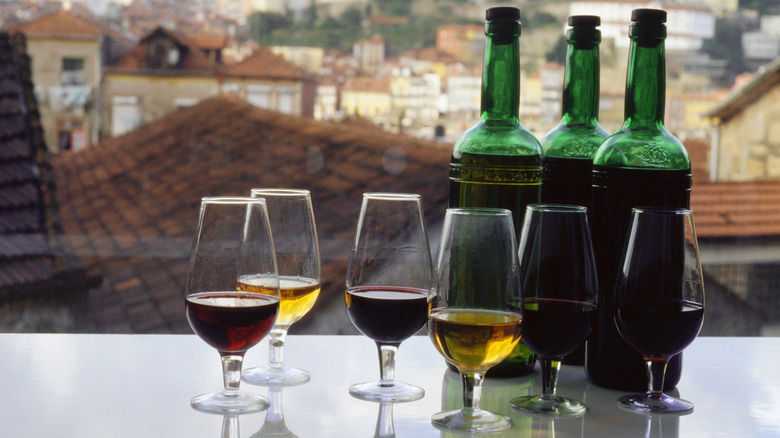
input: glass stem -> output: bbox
[266,386,284,423]
[221,354,245,391]
[375,401,395,437]
[377,342,399,387]
[461,372,484,413]
[645,359,668,399]
[268,328,288,368]
[220,414,239,438]
[540,358,561,408]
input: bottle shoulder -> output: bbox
[540,122,609,159]
[593,126,690,170]
[452,120,542,158]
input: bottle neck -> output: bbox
[480,22,521,123]
[624,24,666,129]
[561,29,600,125]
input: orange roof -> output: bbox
[684,138,780,239]
[50,94,449,332]
[108,26,216,73]
[219,47,303,80]
[342,76,391,93]
[4,9,117,38]
[185,33,228,51]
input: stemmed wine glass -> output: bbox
[186,196,280,414]
[243,188,321,386]
[510,204,598,417]
[614,207,705,414]
[428,208,523,433]
[345,193,433,402]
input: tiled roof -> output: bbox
[219,47,303,80]
[706,56,780,121]
[3,9,117,38]
[685,138,780,239]
[51,94,450,333]
[0,32,94,303]
[108,26,216,73]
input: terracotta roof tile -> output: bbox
[51,94,450,333]
[220,47,303,80]
[3,9,118,38]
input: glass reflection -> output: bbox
[374,401,395,438]
[439,368,535,436]
[251,385,298,438]
[581,382,680,437]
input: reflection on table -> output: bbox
[0,334,777,437]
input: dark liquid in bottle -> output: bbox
[542,156,593,211]
[587,165,691,391]
[541,156,594,364]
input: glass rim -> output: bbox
[632,206,693,215]
[527,203,587,213]
[250,188,311,197]
[363,192,421,200]
[201,196,266,205]
[446,207,512,216]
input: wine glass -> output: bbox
[345,193,433,402]
[428,208,523,433]
[614,207,705,414]
[510,204,598,417]
[243,188,321,386]
[186,196,280,414]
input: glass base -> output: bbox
[349,381,424,402]
[431,408,512,433]
[243,364,311,386]
[618,392,694,414]
[511,394,587,417]
[190,388,269,414]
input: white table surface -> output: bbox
[0,334,778,437]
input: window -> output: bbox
[278,86,295,114]
[247,84,272,109]
[111,96,142,137]
[61,57,86,85]
[57,118,86,151]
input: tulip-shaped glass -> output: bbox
[186,197,280,414]
[429,208,523,433]
[614,207,704,414]
[243,189,321,386]
[510,204,598,417]
[345,193,433,402]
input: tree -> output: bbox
[545,35,567,65]
[248,12,291,43]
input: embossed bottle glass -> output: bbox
[448,6,541,377]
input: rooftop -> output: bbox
[50,94,450,334]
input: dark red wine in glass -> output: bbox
[520,298,596,359]
[613,207,704,414]
[186,292,279,354]
[346,286,429,344]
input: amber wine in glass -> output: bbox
[428,208,522,433]
[242,189,321,386]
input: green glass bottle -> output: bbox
[586,9,691,391]
[540,15,608,365]
[448,6,541,377]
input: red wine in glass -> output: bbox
[346,286,430,344]
[186,292,279,354]
[520,298,596,359]
[616,299,704,359]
